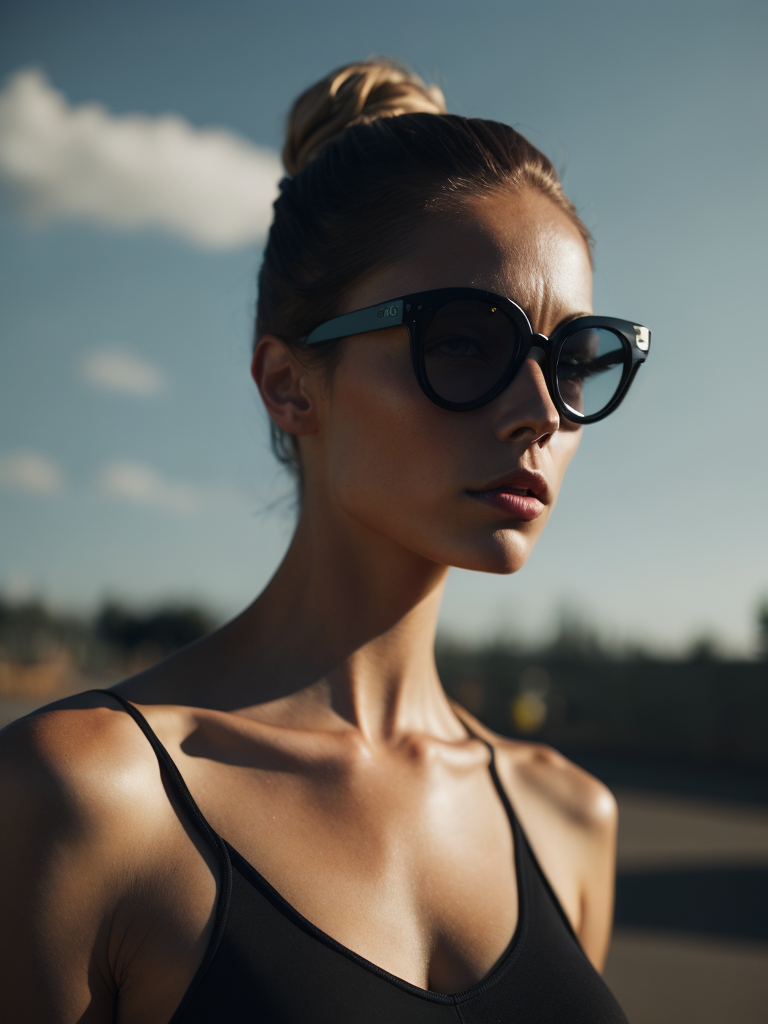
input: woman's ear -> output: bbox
[251,335,320,436]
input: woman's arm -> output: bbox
[572,778,618,971]
[0,705,120,1023]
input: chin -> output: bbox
[442,528,538,576]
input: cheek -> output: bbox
[316,341,583,570]
[322,339,461,533]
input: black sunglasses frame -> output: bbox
[303,287,651,423]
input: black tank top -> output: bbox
[100,691,628,1023]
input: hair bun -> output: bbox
[282,58,447,176]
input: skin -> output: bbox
[0,186,617,1024]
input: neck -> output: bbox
[231,498,460,743]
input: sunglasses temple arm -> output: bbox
[304,299,405,345]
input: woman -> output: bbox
[0,60,650,1023]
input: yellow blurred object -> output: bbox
[510,691,548,733]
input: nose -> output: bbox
[494,345,560,448]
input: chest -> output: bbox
[178,751,519,992]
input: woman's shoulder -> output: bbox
[0,691,220,1020]
[2,688,150,777]
[0,684,215,910]
[0,689,180,855]
[453,703,617,834]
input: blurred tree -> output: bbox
[757,599,768,661]
[686,634,724,662]
[550,606,603,660]
[95,602,215,657]
[0,597,90,662]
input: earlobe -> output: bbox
[251,335,318,436]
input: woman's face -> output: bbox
[302,187,593,575]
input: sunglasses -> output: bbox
[303,287,651,423]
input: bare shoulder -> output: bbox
[0,693,160,1020]
[0,688,182,888]
[0,690,159,811]
[504,739,617,834]
[0,692,218,1022]
[453,703,617,834]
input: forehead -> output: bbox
[344,188,593,334]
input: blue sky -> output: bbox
[1,0,766,654]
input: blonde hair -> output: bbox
[257,58,591,489]
[283,59,447,175]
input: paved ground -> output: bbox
[615,789,768,870]
[607,790,768,1023]
[604,929,768,1024]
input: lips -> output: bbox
[465,469,550,521]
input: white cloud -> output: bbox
[0,450,64,494]
[79,346,165,396]
[98,460,244,515]
[0,68,283,249]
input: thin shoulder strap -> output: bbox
[484,741,522,829]
[93,689,233,1012]
[93,690,230,866]
[454,709,521,826]
[459,712,582,947]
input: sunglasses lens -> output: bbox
[557,328,628,419]
[423,300,521,405]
